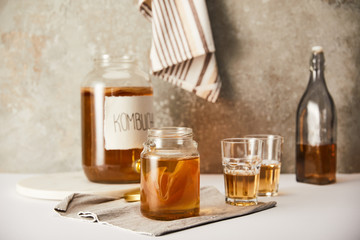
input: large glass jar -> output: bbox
[81,55,154,183]
[140,127,200,220]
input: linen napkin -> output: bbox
[54,186,276,236]
[138,0,222,103]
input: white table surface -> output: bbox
[1,173,360,240]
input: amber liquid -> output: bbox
[81,86,153,183]
[140,156,200,220]
[258,162,281,196]
[224,172,259,206]
[296,144,336,185]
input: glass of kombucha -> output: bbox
[245,135,284,196]
[221,138,263,206]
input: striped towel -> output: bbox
[139,0,221,103]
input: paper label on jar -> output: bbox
[104,95,154,150]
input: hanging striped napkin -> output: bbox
[139,0,222,103]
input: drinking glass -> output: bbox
[221,138,263,206]
[245,135,284,196]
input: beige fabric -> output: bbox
[54,186,276,236]
[138,0,222,102]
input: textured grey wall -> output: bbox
[0,0,359,173]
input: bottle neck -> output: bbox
[308,50,326,86]
[310,69,325,84]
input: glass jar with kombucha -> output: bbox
[140,127,200,220]
[81,55,154,183]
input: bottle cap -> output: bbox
[310,46,325,71]
[312,46,323,53]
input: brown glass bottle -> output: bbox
[81,55,154,183]
[295,47,337,185]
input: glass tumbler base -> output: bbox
[225,197,257,206]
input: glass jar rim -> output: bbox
[94,54,136,64]
[148,127,193,139]
[221,138,264,144]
